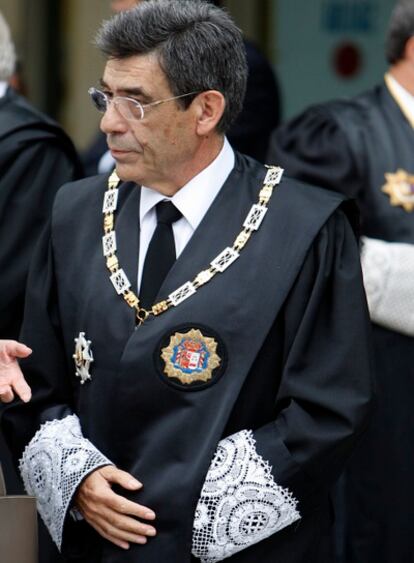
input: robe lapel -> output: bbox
[115,181,141,295]
[91,181,141,336]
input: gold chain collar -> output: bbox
[102,166,283,325]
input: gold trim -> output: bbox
[103,167,283,324]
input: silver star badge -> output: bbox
[73,332,94,384]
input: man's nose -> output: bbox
[100,102,128,134]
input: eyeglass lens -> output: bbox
[89,88,144,121]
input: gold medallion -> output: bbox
[161,329,221,385]
[382,169,414,212]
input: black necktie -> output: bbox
[139,201,182,309]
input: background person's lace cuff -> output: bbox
[19,414,112,550]
[361,236,414,336]
[192,429,301,562]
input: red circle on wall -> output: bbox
[333,42,362,78]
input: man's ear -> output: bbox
[404,35,414,64]
[193,90,226,136]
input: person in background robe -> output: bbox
[2,2,373,562]
[267,1,414,561]
[0,10,82,562]
[0,11,82,343]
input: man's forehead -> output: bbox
[102,53,166,90]
[103,53,160,76]
[110,0,141,13]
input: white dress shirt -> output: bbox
[138,137,235,291]
[386,73,414,120]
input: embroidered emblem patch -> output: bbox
[161,328,220,384]
[382,169,414,212]
[73,332,94,384]
[156,325,227,390]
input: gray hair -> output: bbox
[0,11,16,81]
[386,0,414,64]
[95,0,248,134]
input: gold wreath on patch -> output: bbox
[161,329,221,385]
[382,169,414,212]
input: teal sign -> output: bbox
[321,0,378,32]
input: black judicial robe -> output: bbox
[268,82,414,563]
[0,86,82,341]
[0,87,82,562]
[2,154,373,562]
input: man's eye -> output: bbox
[127,98,144,105]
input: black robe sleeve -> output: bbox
[1,222,111,553]
[267,106,363,199]
[257,207,372,497]
[0,135,81,340]
[2,222,73,455]
[192,207,374,561]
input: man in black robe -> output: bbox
[267,1,414,561]
[2,2,373,562]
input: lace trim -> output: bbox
[361,237,392,313]
[192,429,301,562]
[361,236,414,336]
[19,414,112,550]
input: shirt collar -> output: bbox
[385,73,414,121]
[140,137,235,229]
[0,82,8,98]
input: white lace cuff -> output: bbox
[19,414,112,550]
[361,236,414,336]
[192,429,301,562]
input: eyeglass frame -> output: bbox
[88,87,200,121]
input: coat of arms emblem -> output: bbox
[161,328,221,385]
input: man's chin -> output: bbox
[114,162,143,184]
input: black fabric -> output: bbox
[0,86,82,563]
[139,201,182,309]
[268,81,414,563]
[0,87,82,341]
[1,155,373,562]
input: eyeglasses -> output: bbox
[88,87,199,121]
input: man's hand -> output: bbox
[0,340,32,403]
[75,465,157,550]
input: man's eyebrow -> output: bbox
[99,79,151,100]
